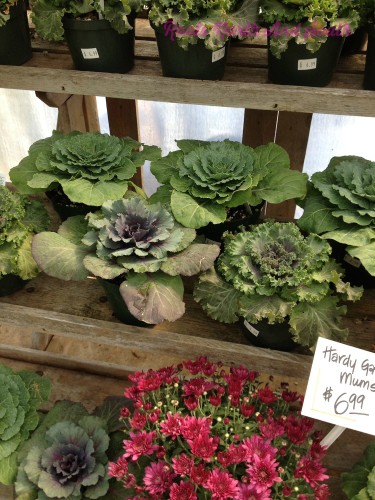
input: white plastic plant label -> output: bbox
[243,319,259,337]
[212,47,226,63]
[298,58,317,71]
[81,48,100,60]
[344,253,361,268]
[302,338,375,436]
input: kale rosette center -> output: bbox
[49,444,89,484]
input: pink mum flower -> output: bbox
[123,431,158,461]
[206,468,238,500]
[108,456,128,478]
[170,481,197,500]
[160,412,182,440]
[181,416,211,440]
[172,453,194,475]
[242,435,277,462]
[257,386,277,404]
[246,454,282,493]
[188,433,219,461]
[143,460,175,496]
[259,417,285,439]
[236,482,272,499]
[294,456,329,486]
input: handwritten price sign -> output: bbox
[302,338,375,435]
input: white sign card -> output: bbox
[302,338,375,436]
[298,58,317,71]
[212,47,226,63]
[81,48,100,60]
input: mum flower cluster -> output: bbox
[109,357,329,499]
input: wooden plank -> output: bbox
[0,485,13,500]
[1,65,373,117]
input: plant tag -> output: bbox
[297,58,317,71]
[344,253,361,268]
[302,338,375,435]
[81,48,100,60]
[243,320,259,337]
[212,47,226,63]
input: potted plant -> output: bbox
[194,221,362,351]
[0,363,50,485]
[150,139,308,239]
[110,356,330,498]
[359,0,375,89]
[31,194,220,325]
[9,130,161,220]
[259,0,360,86]
[297,155,375,288]
[0,0,32,65]
[144,0,260,80]
[0,185,50,296]
[31,0,144,73]
[341,440,375,499]
[15,398,127,498]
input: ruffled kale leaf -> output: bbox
[9,131,161,206]
[0,186,49,279]
[298,156,375,276]
[151,140,307,228]
[194,221,362,348]
[32,195,220,324]
[342,441,375,499]
[0,365,50,485]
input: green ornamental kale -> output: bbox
[31,195,220,324]
[341,440,375,499]
[194,221,362,349]
[0,186,49,280]
[9,131,161,207]
[150,139,307,228]
[15,399,125,499]
[298,156,375,276]
[0,364,51,485]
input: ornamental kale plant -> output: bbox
[341,440,375,499]
[194,221,362,349]
[0,0,15,26]
[0,364,50,485]
[15,398,126,499]
[31,195,220,324]
[259,0,359,57]
[150,139,307,229]
[110,356,330,499]
[0,185,49,280]
[31,0,144,41]
[298,156,375,277]
[146,0,260,50]
[9,130,161,207]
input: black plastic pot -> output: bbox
[0,0,32,65]
[99,278,152,327]
[197,202,265,243]
[46,188,97,221]
[63,13,135,73]
[364,25,375,91]
[329,240,375,289]
[341,27,368,56]
[241,318,298,352]
[0,274,29,296]
[268,36,344,87]
[152,22,229,80]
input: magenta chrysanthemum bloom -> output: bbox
[184,395,199,410]
[190,463,210,486]
[160,412,182,440]
[188,433,219,461]
[181,416,211,440]
[259,417,285,439]
[129,411,147,430]
[285,414,315,444]
[123,431,158,461]
[236,482,272,499]
[206,468,238,500]
[314,483,330,500]
[108,456,128,478]
[172,453,194,475]
[170,481,197,500]
[246,454,282,493]
[242,435,277,461]
[143,460,175,496]
[295,456,329,486]
[257,386,277,404]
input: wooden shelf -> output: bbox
[0,20,373,116]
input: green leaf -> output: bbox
[161,243,219,276]
[150,151,184,184]
[171,191,226,228]
[32,232,89,281]
[93,397,129,433]
[15,234,39,280]
[367,467,375,498]
[176,139,210,153]
[240,294,291,324]
[342,442,375,499]
[132,145,162,167]
[298,184,344,234]
[0,451,18,484]
[120,271,185,324]
[289,296,348,348]
[348,243,375,276]
[60,179,128,206]
[57,215,90,245]
[322,227,375,247]
[9,155,46,195]
[254,143,291,171]
[193,268,242,324]
[83,255,126,280]
[255,169,308,204]
[148,185,173,205]
[31,0,66,41]
[27,172,61,190]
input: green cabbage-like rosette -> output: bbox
[298,156,375,276]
